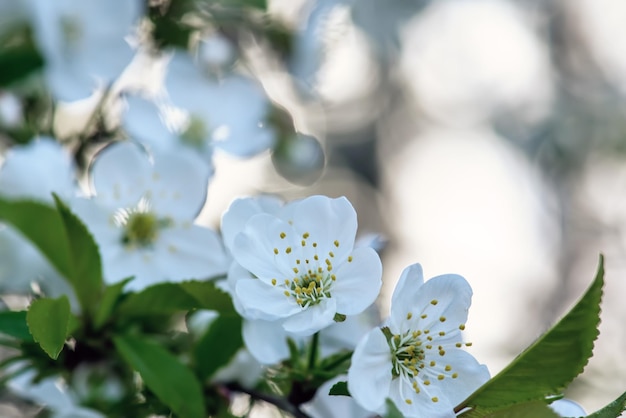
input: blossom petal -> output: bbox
[282,298,337,336]
[332,247,382,315]
[123,96,179,153]
[388,378,454,418]
[232,213,299,281]
[149,148,212,219]
[243,319,292,365]
[102,246,162,289]
[430,348,490,407]
[0,137,76,202]
[348,328,392,413]
[288,196,358,263]
[235,278,303,320]
[390,263,425,318]
[221,196,283,251]
[392,273,472,336]
[152,224,228,281]
[91,142,151,208]
[225,261,254,315]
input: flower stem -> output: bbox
[307,332,319,371]
[223,382,312,418]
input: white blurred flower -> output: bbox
[8,367,105,418]
[225,195,382,336]
[163,50,276,158]
[122,94,215,166]
[26,0,143,101]
[0,137,76,202]
[550,398,586,417]
[0,93,23,128]
[72,142,228,291]
[348,264,489,418]
[0,138,77,295]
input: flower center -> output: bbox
[122,212,160,247]
[389,330,426,379]
[113,200,172,248]
[181,115,208,150]
[60,15,83,49]
[287,270,333,308]
[271,231,348,308]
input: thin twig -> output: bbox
[223,382,312,418]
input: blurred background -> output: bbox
[196,0,626,413]
[1,0,626,415]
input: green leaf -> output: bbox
[0,197,104,316]
[460,401,560,418]
[0,311,33,341]
[93,278,132,329]
[459,255,604,411]
[194,313,243,380]
[0,198,73,279]
[587,391,626,418]
[113,335,205,418]
[117,281,234,318]
[26,296,71,359]
[53,195,103,315]
[0,44,44,87]
[117,283,204,317]
[180,281,235,312]
[328,380,349,396]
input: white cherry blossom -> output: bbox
[164,50,276,158]
[348,264,489,418]
[8,366,105,418]
[71,141,228,291]
[26,0,143,101]
[226,195,382,336]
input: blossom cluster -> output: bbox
[0,1,604,418]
